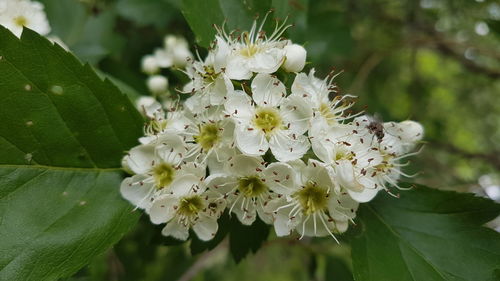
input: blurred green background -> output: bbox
[42,0,499,280]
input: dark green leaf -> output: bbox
[181,0,308,47]
[229,216,270,263]
[325,256,354,281]
[116,0,177,27]
[351,184,500,281]
[39,0,125,63]
[0,26,143,280]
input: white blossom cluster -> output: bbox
[140,35,193,96]
[122,19,424,242]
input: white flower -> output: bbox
[267,160,358,240]
[225,73,312,161]
[283,44,307,72]
[120,134,205,210]
[215,18,291,79]
[141,55,160,75]
[181,106,235,164]
[205,154,295,225]
[147,75,168,95]
[290,69,358,135]
[154,35,193,68]
[149,181,225,241]
[182,45,233,113]
[138,101,189,144]
[0,0,51,38]
[311,123,383,202]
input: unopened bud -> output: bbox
[147,75,168,94]
[283,44,307,72]
[141,55,159,75]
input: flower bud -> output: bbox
[141,55,159,75]
[398,120,424,143]
[147,75,168,94]
[135,96,161,117]
[283,44,307,72]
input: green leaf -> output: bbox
[0,26,143,280]
[229,216,270,263]
[325,256,354,281]
[39,0,125,63]
[181,0,308,47]
[181,0,224,48]
[116,0,177,27]
[351,184,500,281]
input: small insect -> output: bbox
[366,115,385,143]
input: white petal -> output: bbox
[225,55,252,80]
[225,90,254,122]
[120,175,155,209]
[269,133,310,162]
[257,204,274,225]
[335,160,364,192]
[161,220,189,241]
[155,134,187,165]
[280,95,313,134]
[248,48,285,74]
[193,216,218,241]
[296,214,331,237]
[149,195,179,224]
[126,144,156,174]
[177,161,206,178]
[267,198,295,237]
[235,125,269,156]
[251,73,285,107]
[347,185,380,203]
[205,174,238,194]
[227,154,263,177]
[263,162,296,195]
[232,200,257,225]
[168,174,203,197]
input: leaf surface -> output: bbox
[0,26,143,281]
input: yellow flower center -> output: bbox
[194,123,221,150]
[202,65,219,83]
[294,182,329,216]
[319,103,337,125]
[153,163,175,189]
[178,196,204,217]
[335,148,354,161]
[147,119,168,135]
[237,176,268,197]
[374,154,394,173]
[253,107,282,135]
[14,16,27,27]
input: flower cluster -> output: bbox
[122,19,424,242]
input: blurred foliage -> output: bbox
[44,0,499,279]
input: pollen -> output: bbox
[253,107,282,135]
[194,123,221,150]
[294,181,329,215]
[202,65,219,83]
[237,176,268,197]
[153,162,176,189]
[14,16,27,27]
[319,103,337,125]
[177,195,204,217]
